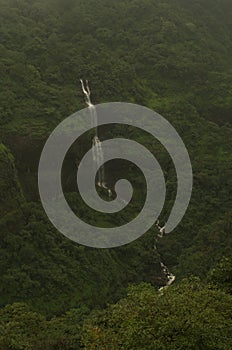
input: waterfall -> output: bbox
[159,262,176,292]
[80,79,106,188]
[80,80,175,285]
[92,136,105,188]
[154,224,176,292]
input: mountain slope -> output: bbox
[0,0,231,318]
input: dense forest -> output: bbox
[0,0,231,348]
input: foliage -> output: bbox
[83,281,232,350]
[207,256,232,294]
[0,0,231,348]
[0,143,25,215]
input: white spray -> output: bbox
[80,79,106,188]
[155,220,176,292]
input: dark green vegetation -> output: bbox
[0,0,231,348]
[1,272,232,349]
[83,280,232,350]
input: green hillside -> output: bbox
[0,143,25,215]
[0,0,231,348]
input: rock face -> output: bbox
[0,143,25,216]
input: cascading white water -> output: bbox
[80,79,106,188]
[159,262,176,292]
[92,136,105,188]
[80,80,175,284]
[154,224,176,292]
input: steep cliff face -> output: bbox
[0,144,25,216]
